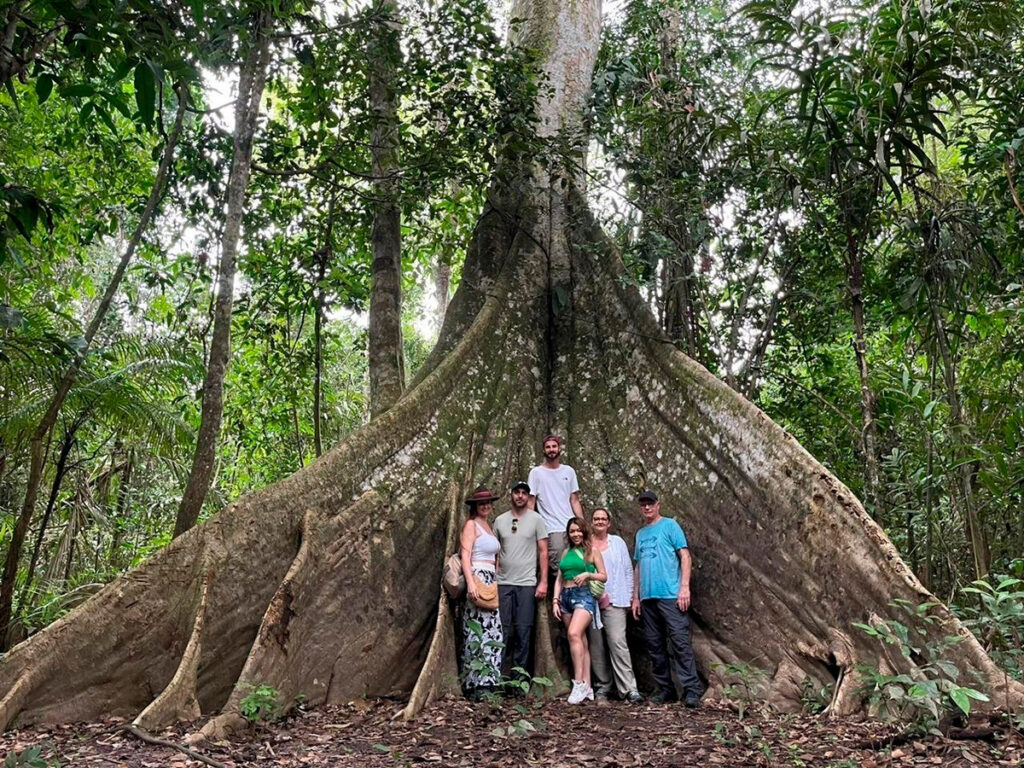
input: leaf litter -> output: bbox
[1,697,1021,767]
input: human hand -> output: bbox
[535,583,548,599]
[631,596,641,620]
[571,574,587,587]
[553,600,562,620]
[676,586,691,612]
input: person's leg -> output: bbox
[568,609,592,684]
[586,618,612,696]
[546,532,565,588]
[641,599,675,699]
[512,585,535,674]
[602,606,639,696]
[498,585,517,673]
[660,601,702,699]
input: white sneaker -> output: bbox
[567,680,587,705]
[585,685,594,701]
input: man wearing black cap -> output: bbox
[631,490,704,707]
[494,481,549,679]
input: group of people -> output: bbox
[458,434,704,707]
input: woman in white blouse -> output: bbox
[589,507,643,702]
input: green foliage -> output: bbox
[3,746,58,768]
[957,562,1024,679]
[854,600,990,729]
[239,683,284,725]
[799,676,833,715]
[713,661,769,720]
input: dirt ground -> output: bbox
[2,696,1022,767]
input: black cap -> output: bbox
[511,481,530,493]
[637,490,658,503]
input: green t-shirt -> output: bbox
[559,547,596,582]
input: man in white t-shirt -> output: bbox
[527,434,585,579]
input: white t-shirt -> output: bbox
[527,463,580,533]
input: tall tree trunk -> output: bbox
[0,84,188,649]
[312,279,326,459]
[367,0,405,418]
[925,285,989,578]
[173,17,272,537]
[433,257,451,333]
[844,229,884,519]
[108,452,134,571]
[14,430,75,630]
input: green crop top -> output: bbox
[559,547,596,582]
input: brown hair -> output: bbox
[565,517,595,563]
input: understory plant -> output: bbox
[238,683,284,725]
[855,600,989,731]
[956,560,1024,681]
[714,661,769,720]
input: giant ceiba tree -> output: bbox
[1,0,1021,736]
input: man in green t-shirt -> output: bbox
[494,481,549,678]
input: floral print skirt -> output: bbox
[462,568,502,693]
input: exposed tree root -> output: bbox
[125,723,227,768]
[133,564,213,731]
[402,483,463,720]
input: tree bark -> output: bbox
[844,230,884,520]
[367,0,406,418]
[1,0,1020,733]
[0,83,188,649]
[174,17,272,537]
[926,284,989,578]
[13,429,75,632]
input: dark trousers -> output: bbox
[641,598,702,697]
[498,584,536,675]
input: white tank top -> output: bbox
[471,521,500,562]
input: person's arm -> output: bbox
[535,537,549,599]
[631,562,642,619]
[527,494,536,511]
[552,570,564,619]
[460,521,478,601]
[591,547,607,583]
[676,547,692,612]
[570,491,585,520]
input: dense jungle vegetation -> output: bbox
[1,0,1022,679]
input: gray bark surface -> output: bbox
[174,18,271,537]
[367,0,406,418]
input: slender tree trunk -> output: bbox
[0,84,188,648]
[844,229,883,519]
[313,282,325,458]
[433,257,451,333]
[926,285,989,578]
[367,0,405,418]
[108,452,134,570]
[14,430,75,628]
[174,17,272,537]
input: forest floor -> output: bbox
[2,696,1022,768]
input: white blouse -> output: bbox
[601,535,634,608]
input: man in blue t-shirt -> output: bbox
[630,490,704,707]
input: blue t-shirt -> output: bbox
[634,517,688,600]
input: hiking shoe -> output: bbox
[684,688,705,709]
[626,691,644,704]
[649,690,678,704]
[567,680,588,705]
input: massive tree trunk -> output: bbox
[173,16,272,537]
[1,0,1020,734]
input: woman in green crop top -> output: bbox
[553,517,607,704]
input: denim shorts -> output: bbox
[560,585,598,623]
